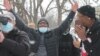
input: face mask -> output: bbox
[2,22,13,33]
[39,27,48,33]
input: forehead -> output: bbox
[38,20,48,27]
[76,12,84,17]
[77,12,90,18]
[76,12,89,20]
[39,21,47,24]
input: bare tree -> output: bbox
[10,0,31,24]
[33,0,43,25]
[30,0,33,22]
[56,0,67,25]
[10,0,43,26]
[38,0,59,28]
[40,0,54,17]
[9,0,70,28]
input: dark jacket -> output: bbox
[0,28,30,56]
[59,33,80,56]
[83,21,100,56]
[11,10,75,56]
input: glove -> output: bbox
[0,16,8,25]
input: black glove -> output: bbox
[0,16,8,25]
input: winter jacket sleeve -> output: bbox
[10,9,31,31]
[10,9,36,38]
[0,31,30,56]
[72,46,81,56]
[54,11,75,35]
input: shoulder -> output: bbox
[15,29,29,40]
[17,30,28,36]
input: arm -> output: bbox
[10,10,30,31]
[54,3,78,34]
[72,46,80,56]
[0,31,30,56]
[4,1,32,32]
[55,11,75,34]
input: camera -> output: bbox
[0,16,8,25]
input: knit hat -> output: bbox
[77,5,96,20]
[38,18,49,27]
[0,5,16,23]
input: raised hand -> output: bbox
[70,1,78,12]
[4,0,12,11]
[75,25,87,41]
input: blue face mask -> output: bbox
[2,22,13,33]
[39,27,48,33]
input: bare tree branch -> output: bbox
[56,0,60,8]
[33,0,36,10]
[37,0,43,9]
[40,5,45,16]
[45,7,57,15]
[44,0,54,15]
[13,2,31,20]
[61,0,67,9]
[84,0,87,5]
[61,9,70,14]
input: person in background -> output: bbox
[0,10,30,56]
[13,5,77,56]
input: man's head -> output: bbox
[75,5,96,28]
[38,18,49,33]
[0,12,16,33]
